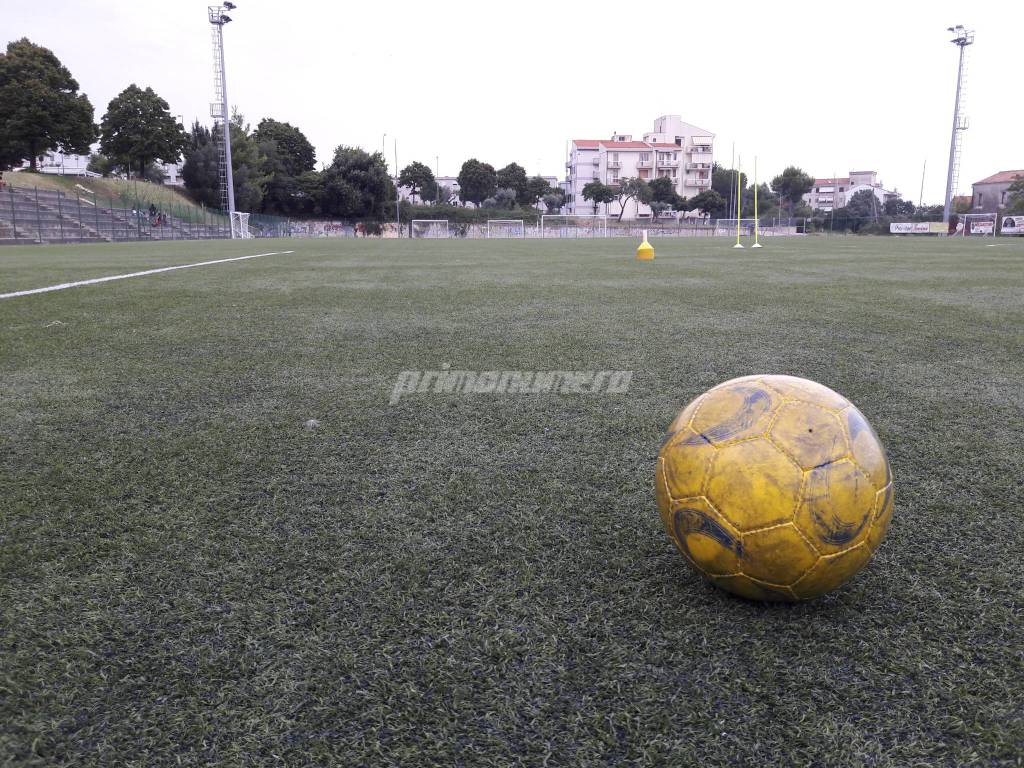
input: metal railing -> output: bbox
[0,185,232,244]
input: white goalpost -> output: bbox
[540,214,608,238]
[486,219,525,238]
[958,213,996,237]
[411,220,449,238]
[230,211,252,239]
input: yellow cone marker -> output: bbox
[636,229,654,260]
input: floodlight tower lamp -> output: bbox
[941,24,974,226]
[209,4,237,224]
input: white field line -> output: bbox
[0,250,295,300]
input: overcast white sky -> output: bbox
[5,0,1021,202]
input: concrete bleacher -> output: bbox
[0,186,230,244]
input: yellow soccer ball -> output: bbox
[655,375,893,601]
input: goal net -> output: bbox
[714,218,757,237]
[959,213,996,237]
[487,219,526,238]
[411,219,449,238]
[230,211,252,239]
[540,215,608,238]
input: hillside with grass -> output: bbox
[4,172,212,218]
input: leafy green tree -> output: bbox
[0,38,96,170]
[99,84,186,178]
[482,188,517,209]
[496,163,529,205]
[252,118,315,176]
[87,152,115,177]
[457,159,497,206]
[689,189,727,218]
[228,112,268,212]
[740,183,778,219]
[649,176,686,210]
[542,190,565,213]
[711,163,747,200]
[182,122,220,208]
[884,197,915,217]
[581,180,616,213]
[436,185,455,205]
[521,176,552,208]
[320,146,394,219]
[771,166,815,214]
[614,177,652,221]
[845,189,879,221]
[650,201,671,218]
[398,161,436,202]
[1006,175,1024,214]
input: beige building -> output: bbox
[804,171,897,212]
[565,115,714,219]
[970,170,1024,214]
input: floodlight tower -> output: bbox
[942,25,973,226]
[209,3,237,228]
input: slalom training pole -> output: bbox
[752,156,762,248]
[733,155,744,248]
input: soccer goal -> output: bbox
[486,219,526,238]
[714,218,757,237]
[959,213,996,237]
[411,219,449,238]
[230,211,252,239]
[540,214,608,238]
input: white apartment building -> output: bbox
[565,115,714,219]
[804,171,897,212]
[16,151,185,186]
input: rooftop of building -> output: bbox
[973,169,1024,185]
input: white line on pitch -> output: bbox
[0,250,296,300]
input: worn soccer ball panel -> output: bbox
[759,374,851,412]
[657,375,893,601]
[659,428,716,499]
[795,459,876,555]
[844,405,891,489]
[666,395,704,435]
[711,574,796,602]
[661,497,743,577]
[739,523,820,586]
[704,439,804,531]
[690,380,783,446]
[769,402,849,470]
[792,543,873,600]
[867,482,895,551]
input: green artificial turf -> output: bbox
[1,235,1022,766]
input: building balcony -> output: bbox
[607,160,621,169]
[657,159,679,168]
[687,178,711,188]
[636,159,652,168]
[686,162,711,170]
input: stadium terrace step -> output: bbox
[0,186,231,245]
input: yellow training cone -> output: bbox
[636,230,654,260]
